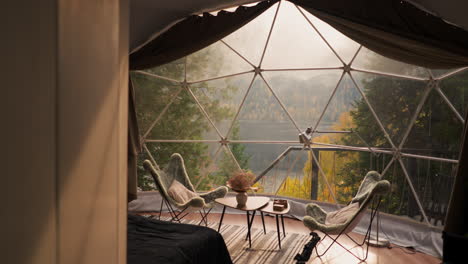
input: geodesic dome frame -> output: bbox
[129,0,468,257]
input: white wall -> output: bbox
[1,0,129,263]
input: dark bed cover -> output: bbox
[128,214,232,264]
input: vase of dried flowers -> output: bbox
[227,171,255,207]
[235,191,248,207]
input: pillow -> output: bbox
[167,180,199,204]
[325,202,360,225]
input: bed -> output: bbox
[127,214,232,264]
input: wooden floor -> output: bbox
[151,212,441,264]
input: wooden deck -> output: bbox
[150,212,440,264]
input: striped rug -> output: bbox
[144,215,309,264]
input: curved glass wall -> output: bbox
[132,0,467,230]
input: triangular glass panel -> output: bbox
[401,89,464,160]
[304,149,337,203]
[313,74,393,150]
[137,145,158,191]
[131,72,182,136]
[438,70,468,118]
[145,88,220,140]
[230,142,296,176]
[203,145,241,189]
[328,151,394,204]
[262,1,342,69]
[227,75,300,141]
[186,41,253,82]
[353,72,429,145]
[143,142,221,191]
[352,47,429,79]
[405,158,452,225]
[259,147,309,196]
[400,156,456,227]
[222,2,279,66]
[225,141,251,172]
[140,57,185,82]
[376,160,430,224]
[190,73,255,137]
[262,70,343,133]
[298,6,361,64]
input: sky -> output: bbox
[221,1,361,77]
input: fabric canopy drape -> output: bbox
[405,0,468,32]
[130,0,278,70]
[128,77,141,202]
[290,0,468,69]
[127,0,278,201]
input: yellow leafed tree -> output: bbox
[277,112,357,203]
